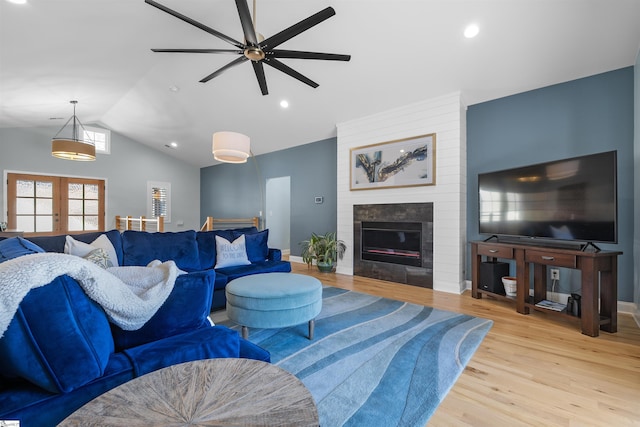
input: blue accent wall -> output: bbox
[467,67,635,301]
[200,138,337,256]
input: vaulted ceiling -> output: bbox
[1,0,639,167]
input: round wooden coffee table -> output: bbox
[60,358,318,426]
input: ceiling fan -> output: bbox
[145,0,351,95]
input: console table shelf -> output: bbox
[471,241,621,337]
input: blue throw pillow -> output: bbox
[0,275,114,393]
[0,237,44,263]
[241,229,269,263]
[122,230,200,271]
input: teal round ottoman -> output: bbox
[225,273,322,340]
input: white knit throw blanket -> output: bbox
[0,253,178,338]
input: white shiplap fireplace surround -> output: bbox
[336,92,467,294]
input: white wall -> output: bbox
[336,92,467,294]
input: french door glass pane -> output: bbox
[85,216,99,230]
[36,216,53,232]
[68,199,83,215]
[68,183,83,199]
[85,200,99,215]
[85,184,99,200]
[16,198,34,215]
[16,216,34,232]
[68,216,84,231]
[36,181,53,198]
[36,198,53,215]
[16,180,34,197]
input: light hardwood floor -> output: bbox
[288,262,640,426]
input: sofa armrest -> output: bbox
[111,269,216,351]
[267,248,282,262]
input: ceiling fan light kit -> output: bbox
[145,0,350,96]
[51,100,96,161]
[212,131,251,163]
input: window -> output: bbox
[147,181,171,223]
[82,126,111,154]
[7,173,105,235]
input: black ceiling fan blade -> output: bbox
[199,56,248,83]
[235,0,258,46]
[152,49,243,54]
[145,0,244,49]
[260,7,335,50]
[251,61,269,95]
[270,49,351,61]
[264,58,319,89]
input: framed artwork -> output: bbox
[350,133,436,190]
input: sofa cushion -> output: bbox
[216,260,292,282]
[214,235,251,268]
[111,269,216,351]
[0,275,114,393]
[0,237,44,262]
[123,326,242,377]
[122,230,200,271]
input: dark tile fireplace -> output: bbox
[354,203,433,288]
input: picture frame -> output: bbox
[350,133,436,190]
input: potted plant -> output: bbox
[300,231,346,272]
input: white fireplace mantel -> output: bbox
[336,92,467,294]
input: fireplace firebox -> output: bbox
[361,222,422,267]
[354,202,433,288]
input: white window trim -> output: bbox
[83,126,111,154]
[147,181,171,223]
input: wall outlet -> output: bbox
[550,268,560,280]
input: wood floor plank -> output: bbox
[289,262,640,426]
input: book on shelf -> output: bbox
[534,300,566,312]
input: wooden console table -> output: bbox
[471,240,621,337]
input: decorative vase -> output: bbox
[316,261,335,273]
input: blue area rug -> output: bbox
[220,287,492,427]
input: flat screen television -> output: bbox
[478,150,617,246]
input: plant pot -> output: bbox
[316,261,335,273]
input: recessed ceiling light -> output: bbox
[280,100,289,109]
[7,0,27,4]
[169,85,180,92]
[464,24,479,39]
[164,142,178,149]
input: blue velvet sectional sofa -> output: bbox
[0,226,291,426]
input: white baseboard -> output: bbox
[289,255,304,264]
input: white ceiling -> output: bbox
[1,0,639,168]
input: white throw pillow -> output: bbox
[214,234,251,269]
[65,234,119,267]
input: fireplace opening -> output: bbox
[361,221,422,267]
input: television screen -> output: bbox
[478,151,617,243]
